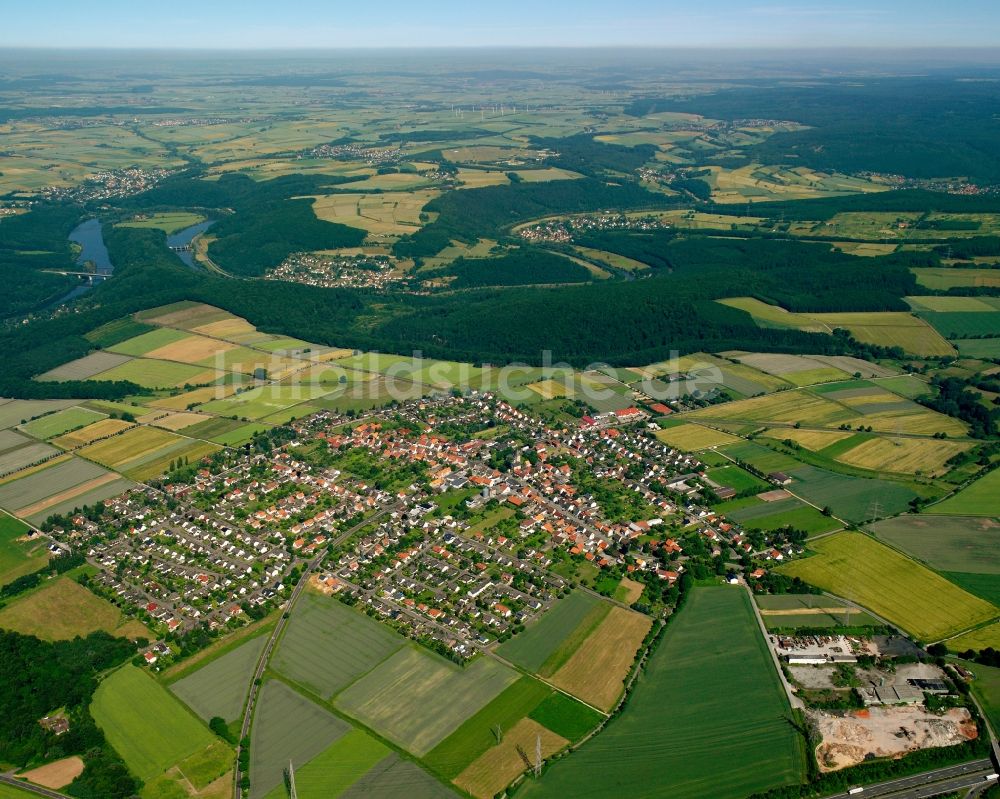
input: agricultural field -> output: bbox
[0,400,79,430]
[119,211,206,234]
[716,298,829,332]
[654,421,739,451]
[496,590,606,673]
[271,592,405,699]
[754,594,879,630]
[0,456,124,520]
[928,469,1000,516]
[456,719,568,799]
[309,191,437,236]
[547,605,652,711]
[90,357,224,389]
[92,665,220,781]
[706,464,770,494]
[0,438,59,475]
[0,576,150,641]
[784,464,919,523]
[520,587,804,799]
[0,511,48,585]
[960,660,1000,738]
[140,740,233,799]
[170,633,269,723]
[873,515,1000,575]
[335,645,519,756]
[197,384,332,420]
[775,532,998,642]
[762,427,853,451]
[912,267,1000,290]
[17,756,85,790]
[77,425,192,471]
[249,680,351,799]
[262,729,390,799]
[832,436,972,477]
[724,497,843,536]
[18,406,108,440]
[51,418,134,449]
[37,352,137,383]
[808,312,956,356]
[948,622,1000,653]
[339,755,457,799]
[727,352,853,385]
[107,327,192,357]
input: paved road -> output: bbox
[0,774,71,799]
[232,501,401,798]
[820,759,995,799]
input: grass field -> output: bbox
[140,740,232,799]
[948,622,1000,653]
[928,469,1000,516]
[335,646,518,756]
[706,464,770,494]
[873,515,1000,575]
[271,592,405,699]
[912,268,1000,290]
[91,358,223,389]
[775,532,998,642]
[0,576,150,641]
[548,605,651,711]
[262,729,390,799]
[120,211,206,234]
[92,665,219,781]
[77,425,189,469]
[519,586,804,799]
[19,407,107,440]
[726,499,843,536]
[496,590,604,674]
[0,400,78,431]
[198,385,332,420]
[807,312,955,356]
[249,680,350,799]
[424,676,554,779]
[763,427,853,451]
[961,660,1000,738]
[0,511,47,585]
[108,327,191,357]
[170,634,268,723]
[654,422,739,451]
[785,465,919,524]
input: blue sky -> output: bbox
[2,1,999,49]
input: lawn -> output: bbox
[271,592,405,699]
[262,729,389,799]
[775,532,998,642]
[19,407,107,440]
[170,634,268,723]
[0,576,150,641]
[0,512,48,585]
[249,680,350,799]
[92,665,219,781]
[496,590,604,673]
[873,515,1000,574]
[424,676,554,779]
[335,646,518,756]
[518,587,805,799]
[928,469,1000,516]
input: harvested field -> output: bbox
[549,605,652,711]
[249,680,350,799]
[616,577,645,604]
[271,592,404,699]
[171,634,268,723]
[147,385,237,410]
[654,422,739,451]
[873,515,1000,574]
[148,412,211,431]
[455,719,568,799]
[18,756,84,789]
[145,334,238,365]
[36,351,133,381]
[810,707,977,772]
[0,576,150,641]
[335,646,518,756]
[834,437,972,476]
[775,532,998,641]
[51,418,134,449]
[763,428,853,451]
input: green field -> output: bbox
[775,532,998,642]
[949,622,1000,653]
[198,385,331,420]
[945,573,1000,607]
[785,465,918,524]
[519,587,804,799]
[0,511,48,585]
[527,692,605,741]
[727,499,843,536]
[170,633,268,723]
[961,660,1000,737]
[250,680,351,799]
[91,358,221,389]
[271,593,405,699]
[0,784,42,799]
[496,590,604,673]
[91,665,219,781]
[928,469,1000,516]
[706,464,770,494]
[721,441,803,474]
[108,327,191,356]
[424,677,554,779]
[756,594,879,630]
[338,755,457,799]
[873,515,1000,574]
[19,406,107,440]
[0,400,78,430]
[335,646,518,756]
[263,729,390,799]
[120,211,206,234]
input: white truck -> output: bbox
[847,789,864,796]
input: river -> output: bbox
[168,219,215,270]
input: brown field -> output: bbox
[835,437,973,476]
[763,428,853,451]
[18,756,85,789]
[527,379,570,400]
[190,317,267,344]
[454,718,568,799]
[14,472,121,520]
[146,334,237,364]
[549,606,652,711]
[148,412,212,431]
[654,422,740,451]
[617,577,645,604]
[0,576,151,641]
[147,385,238,410]
[51,418,134,449]
[140,302,228,328]
[805,312,955,357]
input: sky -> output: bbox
[2,0,1000,49]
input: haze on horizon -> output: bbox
[3,0,1000,50]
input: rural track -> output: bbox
[232,500,403,799]
[0,773,72,799]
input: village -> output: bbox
[266,251,402,290]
